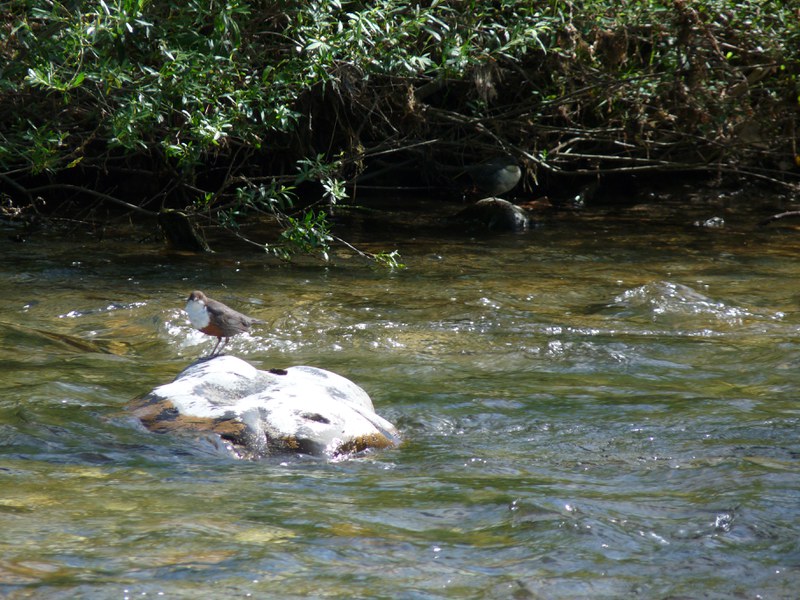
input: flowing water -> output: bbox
[1,194,799,599]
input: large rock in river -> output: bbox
[131,356,400,459]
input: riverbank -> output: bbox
[1,1,798,260]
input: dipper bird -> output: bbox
[185,290,261,356]
[439,156,522,198]
[466,156,522,197]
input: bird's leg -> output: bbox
[209,337,223,356]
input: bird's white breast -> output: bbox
[185,299,210,329]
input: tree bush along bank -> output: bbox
[1,1,798,255]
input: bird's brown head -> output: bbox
[187,290,207,303]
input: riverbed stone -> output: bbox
[131,355,400,459]
[452,197,531,232]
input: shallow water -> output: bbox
[1,196,799,598]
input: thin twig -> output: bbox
[758,211,800,227]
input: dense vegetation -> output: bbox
[1,1,798,260]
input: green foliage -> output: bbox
[296,153,348,206]
[372,250,405,270]
[1,0,553,174]
[278,209,333,261]
[291,0,551,78]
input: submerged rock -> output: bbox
[452,197,532,232]
[131,356,400,459]
[694,216,725,228]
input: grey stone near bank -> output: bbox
[452,197,532,232]
[132,356,400,459]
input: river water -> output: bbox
[1,194,799,598]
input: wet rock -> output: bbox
[158,208,210,252]
[451,197,532,232]
[694,216,725,228]
[131,356,400,459]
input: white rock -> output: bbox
[133,356,399,459]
